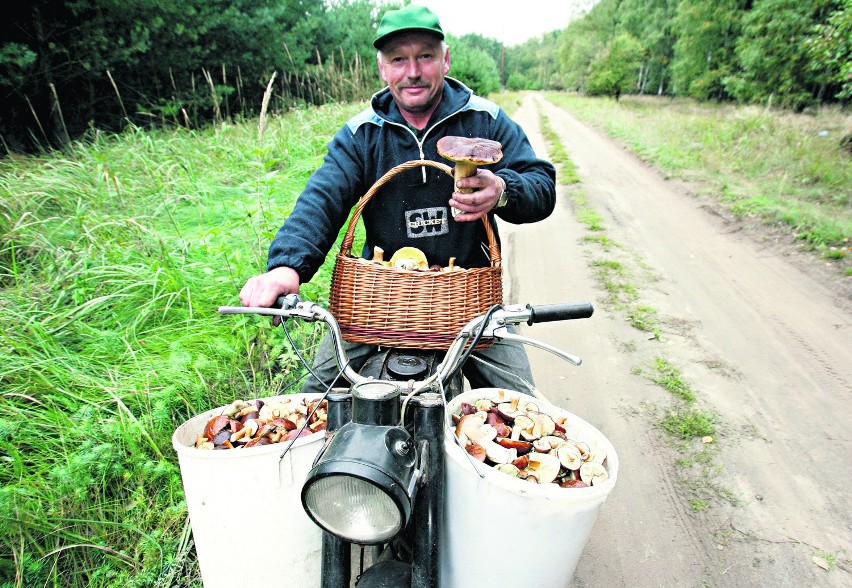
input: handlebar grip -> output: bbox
[526,302,594,325]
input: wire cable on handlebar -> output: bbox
[277,321,350,462]
[442,304,502,383]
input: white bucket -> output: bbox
[440,389,619,588]
[172,393,326,588]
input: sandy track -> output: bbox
[499,94,852,587]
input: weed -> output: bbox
[822,248,846,260]
[538,110,581,185]
[592,259,639,305]
[690,499,710,512]
[661,406,716,439]
[628,305,660,334]
[648,357,696,402]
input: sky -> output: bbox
[409,0,586,47]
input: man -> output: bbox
[239,5,556,393]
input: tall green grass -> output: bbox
[0,102,363,587]
[545,93,852,253]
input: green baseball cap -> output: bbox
[374,5,444,49]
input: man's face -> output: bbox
[378,33,450,116]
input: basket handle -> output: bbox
[339,159,502,267]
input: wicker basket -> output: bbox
[329,159,503,349]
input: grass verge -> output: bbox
[0,101,365,587]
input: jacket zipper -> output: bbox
[385,109,464,184]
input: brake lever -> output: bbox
[489,325,583,366]
[217,300,324,322]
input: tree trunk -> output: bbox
[32,4,68,147]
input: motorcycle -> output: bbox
[219,294,594,587]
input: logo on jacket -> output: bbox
[406,207,448,239]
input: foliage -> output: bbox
[0,0,383,151]
[724,0,832,109]
[448,35,501,96]
[669,0,748,100]
[615,0,677,95]
[558,0,619,91]
[586,33,645,99]
[806,0,852,100]
[3,0,851,154]
[0,101,363,586]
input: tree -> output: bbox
[447,35,501,96]
[806,0,852,100]
[616,0,678,94]
[670,0,748,100]
[586,33,646,99]
[558,0,618,91]
[725,0,833,109]
[0,0,382,151]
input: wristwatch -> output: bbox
[494,176,509,209]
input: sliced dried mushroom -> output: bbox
[494,463,520,477]
[556,443,583,471]
[524,452,561,485]
[579,462,609,486]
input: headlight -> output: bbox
[301,422,418,544]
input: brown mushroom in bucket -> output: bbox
[437,136,503,217]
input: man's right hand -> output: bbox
[239,266,300,308]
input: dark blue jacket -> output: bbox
[267,78,556,282]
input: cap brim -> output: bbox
[374,28,444,49]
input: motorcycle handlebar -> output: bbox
[218,299,595,388]
[526,302,594,325]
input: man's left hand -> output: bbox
[449,170,504,221]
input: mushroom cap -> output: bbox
[436,136,503,165]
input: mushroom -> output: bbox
[475,398,495,412]
[579,462,609,486]
[259,401,293,422]
[494,463,520,477]
[231,418,260,443]
[436,136,504,217]
[495,437,533,455]
[532,438,553,453]
[473,424,518,464]
[455,412,488,446]
[371,246,385,264]
[466,443,488,462]
[441,257,464,272]
[204,415,231,441]
[497,398,523,422]
[517,412,555,441]
[221,400,250,418]
[390,247,428,271]
[524,452,561,485]
[195,433,214,450]
[556,443,583,471]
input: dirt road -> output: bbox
[500,94,852,587]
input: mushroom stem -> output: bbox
[452,161,478,194]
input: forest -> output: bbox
[1,0,849,152]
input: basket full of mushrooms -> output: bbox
[329,137,505,350]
